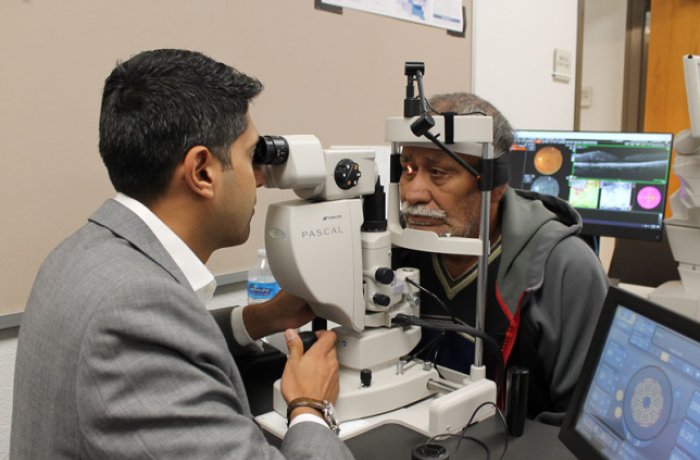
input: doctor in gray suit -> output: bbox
[11,49,354,459]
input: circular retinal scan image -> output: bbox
[531,176,560,196]
[534,146,564,175]
[636,186,662,210]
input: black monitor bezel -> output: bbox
[558,286,700,459]
[509,129,675,242]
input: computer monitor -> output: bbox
[559,286,700,459]
[509,131,674,241]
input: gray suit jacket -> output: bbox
[11,199,353,459]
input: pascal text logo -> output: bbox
[301,226,344,238]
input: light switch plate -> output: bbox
[580,86,593,108]
[553,48,572,82]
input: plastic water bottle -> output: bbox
[247,248,287,352]
[247,248,280,304]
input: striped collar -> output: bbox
[432,236,502,300]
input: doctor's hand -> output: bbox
[281,328,340,405]
[242,290,315,341]
[268,290,315,331]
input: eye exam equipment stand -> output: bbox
[254,63,499,440]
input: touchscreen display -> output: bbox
[574,305,700,459]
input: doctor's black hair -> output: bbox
[99,49,263,202]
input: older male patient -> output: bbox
[394,92,608,420]
[11,49,353,459]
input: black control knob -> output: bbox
[298,331,318,353]
[374,267,394,285]
[360,368,372,388]
[334,159,362,190]
[372,293,390,307]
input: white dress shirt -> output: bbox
[114,193,216,304]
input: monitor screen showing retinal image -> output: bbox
[509,131,674,241]
[559,287,700,460]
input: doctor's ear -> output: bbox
[183,146,216,198]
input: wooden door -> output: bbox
[645,0,700,216]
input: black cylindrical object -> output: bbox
[298,331,317,353]
[412,443,449,460]
[390,153,403,183]
[374,267,394,285]
[312,317,327,332]
[505,366,529,437]
[360,368,372,388]
[361,179,387,232]
[254,135,289,165]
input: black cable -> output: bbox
[429,333,448,379]
[404,330,446,362]
[422,433,490,460]
[411,382,509,460]
[406,278,458,324]
[415,70,431,120]
[423,131,480,178]
[455,436,490,460]
[405,278,482,380]
[392,314,505,395]
[415,401,508,460]
[430,332,446,363]
[454,401,509,460]
[397,277,504,390]
[425,98,439,114]
[398,329,447,379]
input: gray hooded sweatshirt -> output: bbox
[498,187,609,419]
[395,187,609,420]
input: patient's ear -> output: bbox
[183,146,216,199]
[491,183,507,204]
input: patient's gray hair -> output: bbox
[429,92,514,157]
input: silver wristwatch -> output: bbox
[286,397,340,434]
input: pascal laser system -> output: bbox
[254,63,502,439]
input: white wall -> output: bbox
[472,0,579,130]
[579,0,628,131]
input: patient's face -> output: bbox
[399,146,481,238]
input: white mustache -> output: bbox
[400,203,447,219]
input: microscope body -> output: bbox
[261,140,441,423]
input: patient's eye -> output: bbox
[402,162,417,176]
[430,168,446,178]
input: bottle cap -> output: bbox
[257,248,267,257]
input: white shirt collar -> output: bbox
[114,193,217,306]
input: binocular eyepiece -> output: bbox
[254,135,289,165]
